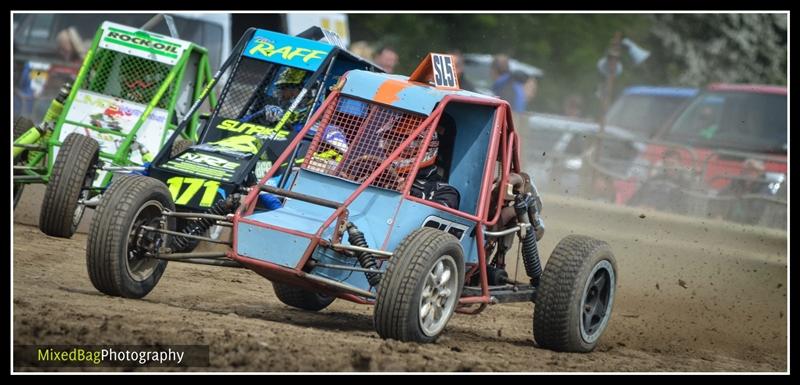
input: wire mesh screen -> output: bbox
[303,95,429,191]
[214,57,279,123]
[82,48,175,108]
[202,58,317,146]
[173,50,201,119]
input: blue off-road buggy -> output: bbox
[86,52,617,352]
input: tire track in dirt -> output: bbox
[12,193,787,372]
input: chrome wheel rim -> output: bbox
[419,254,459,337]
[580,260,615,343]
[125,200,164,281]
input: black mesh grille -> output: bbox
[82,48,175,108]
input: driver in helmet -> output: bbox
[198,68,313,181]
[376,114,440,176]
[381,114,460,210]
[327,111,459,209]
[244,67,313,132]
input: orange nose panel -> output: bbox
[373,79,410,105]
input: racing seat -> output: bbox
[436,113,457,181]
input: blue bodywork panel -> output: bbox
[237,168,481,292]
[386,199,479,265]
[235,64,505,293]
[341,70,495,115]
[239,169,402,261]
[237,221,311,268]
[440,102,495,216]
[243,29,334,71]
[289,169,404,248]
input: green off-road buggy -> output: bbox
[13,18,217,238]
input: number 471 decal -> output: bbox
[166,176,220,207]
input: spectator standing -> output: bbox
[374,45,399,74]
[348,41,375,61]
[56,27,86,64]
[491,54,526,112]
[523,76,538,111]
[562,94,585,118]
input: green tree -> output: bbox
[350,13,652,115]
[349,13,786,115]
[646,13,787,86]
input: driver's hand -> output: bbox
[263,105,285,123]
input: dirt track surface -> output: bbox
[12,193,787,372]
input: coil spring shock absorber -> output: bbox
[345,222,381,287]
[172,195,238,251]
[515,193,542,286]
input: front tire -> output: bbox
[39,133,99,238]
[14,181,24,209]
[533,235,617,352]
[272,282,335,311]
[374,227,464,343]
[86,175,174,298]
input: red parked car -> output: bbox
[619,83,787,226]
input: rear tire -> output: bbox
[533,235,617,352]
[14,116,34,139]
[86,175,174,298]
[373,227,464,343]
[272,282,335,311]
[14,181,24,209]
[39,133,99,238]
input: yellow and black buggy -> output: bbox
[85,25,383,278]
